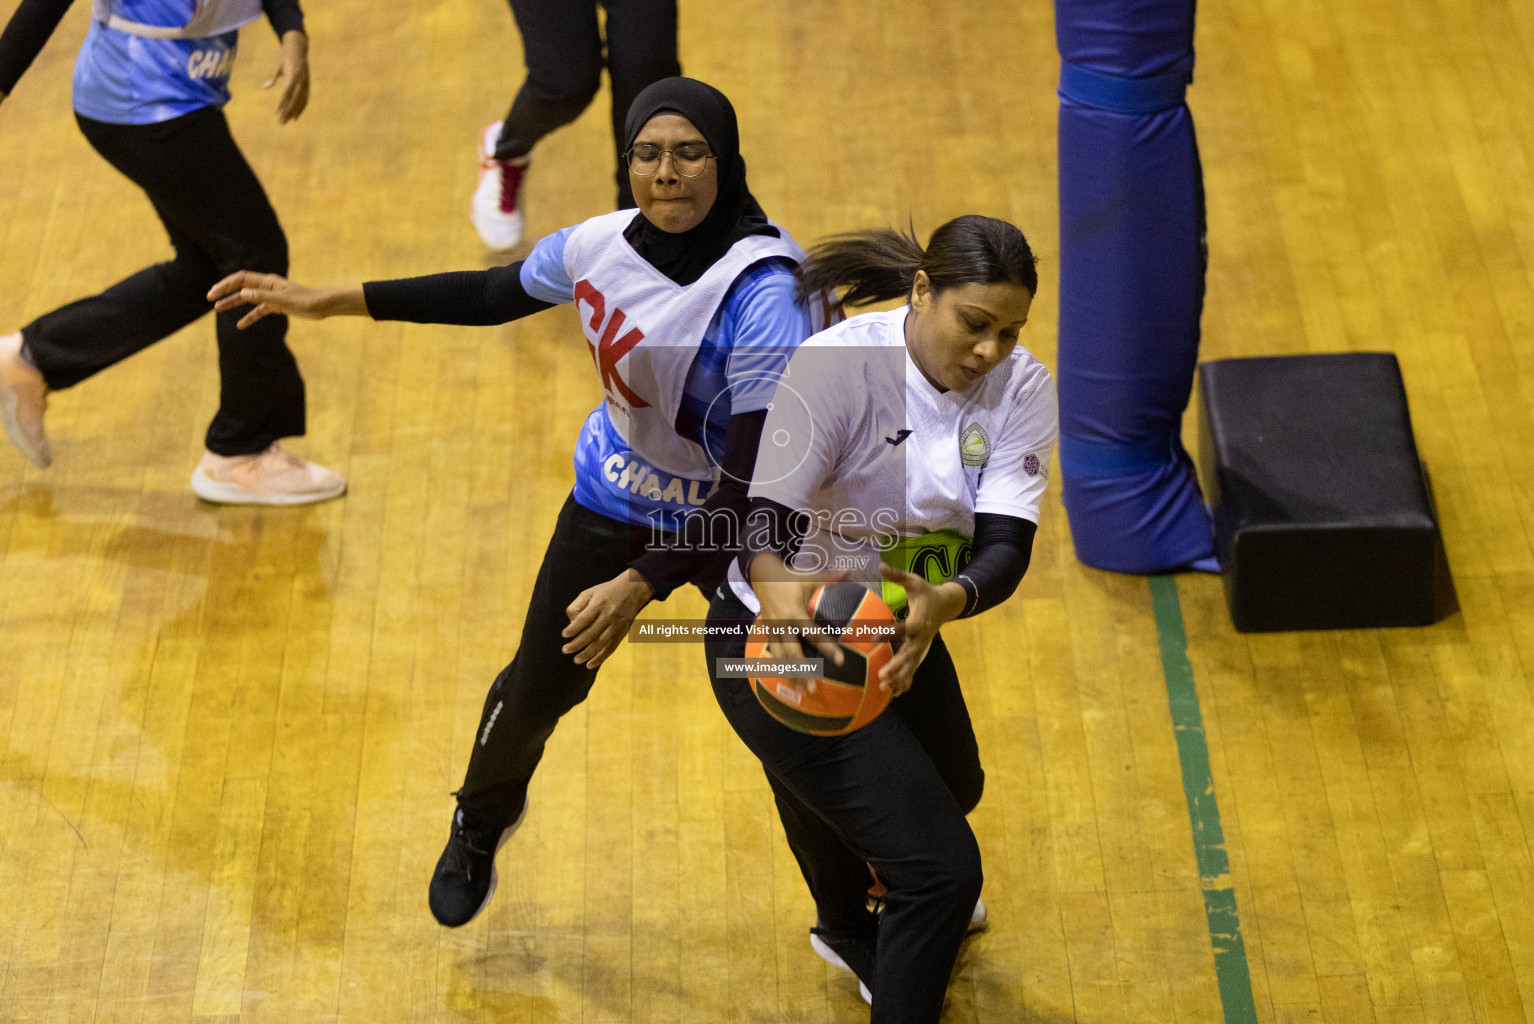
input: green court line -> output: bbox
[1149,574,1259,1024]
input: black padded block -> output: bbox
[1197,353,1448,632]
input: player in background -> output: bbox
[706,216,1057,1021]
[0,0,344,504]
[470,0,678,250]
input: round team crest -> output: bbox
[959,422,991,467]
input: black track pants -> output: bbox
[705,588,986,1024]
[457,493,701,828]
[494,0,680,208]
[20,106,305,456]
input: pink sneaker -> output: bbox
[0,331,51,468]
[191,443,346,506]
[471,121,529,251]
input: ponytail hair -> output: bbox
[795,215,1038,308]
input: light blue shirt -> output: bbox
[72,2,238,124]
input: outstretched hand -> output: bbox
[266,31,310,124]
[207,272,365,328]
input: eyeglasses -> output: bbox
[625,143,715,177]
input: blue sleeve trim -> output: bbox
[519,226,577,305]
[717,260,809,414]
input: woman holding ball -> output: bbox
[704,215,1058,1021]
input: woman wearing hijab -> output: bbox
[208,76,832,927]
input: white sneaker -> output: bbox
[191,443,346,506]
[0,332,51,468]
[970,896,988,932]
[471,121,528,251]
[810,927,874,1006]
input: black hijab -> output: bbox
[621,77,780,286]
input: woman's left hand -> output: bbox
[266,31,310,124]
[876,564,967,697]
[562,568,656,668]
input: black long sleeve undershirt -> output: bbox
[738,498,1036,619]
[629,409,768,600]
[262,0,304,38]
[359,261,765,600]
[1,0,305,96]
[0,0,71,94]
[360,264,764,602]
[952,513,1036,617]
[362,262,555,326]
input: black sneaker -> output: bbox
[427,797,527,927]
[810,917,877,1005]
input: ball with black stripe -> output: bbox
[746,582,897,736]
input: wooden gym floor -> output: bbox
[3,0,1534,1021]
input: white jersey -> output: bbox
[729,306,1058,612]
[562,210,810,484]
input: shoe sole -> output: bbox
[190,467,347,506]
[810,932,850,971]
[458,795,530,927]
[810,933,873,1006]
[470,187,524,251]
[0,374,50,468]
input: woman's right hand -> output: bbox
[749,555,848,666]
[207,272,366,329]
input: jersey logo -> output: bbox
[960,422,991,467]
[884,429,913,447]
[908,539,974,584]
[574,279,651,409]
[187,48,235,81]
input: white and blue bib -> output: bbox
[519,211,834,530]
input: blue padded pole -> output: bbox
[1056,0,1215,573]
